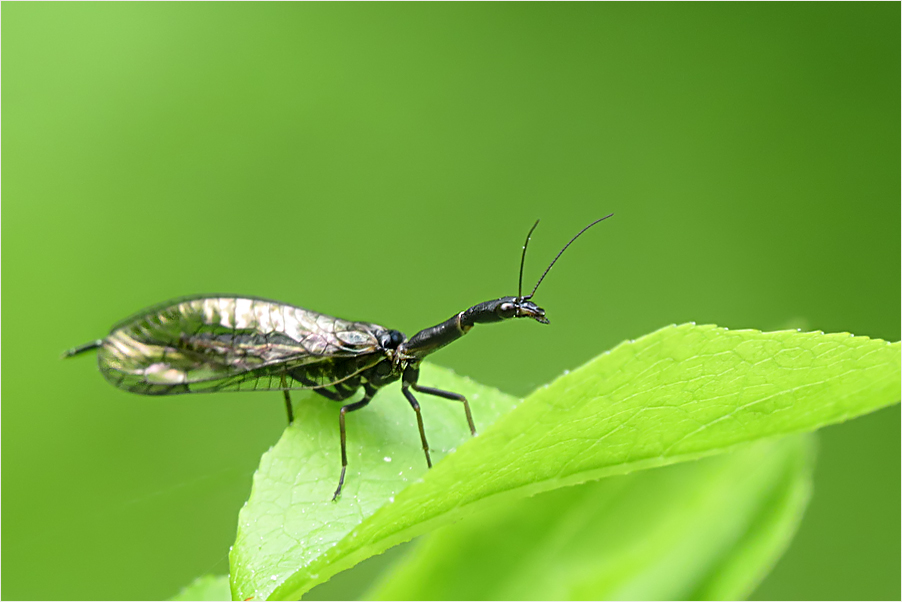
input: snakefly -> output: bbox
[63,215,613,500]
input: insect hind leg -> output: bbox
[280,374,295,424]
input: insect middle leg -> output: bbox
[284,371,362,426]
[333,384,377,501]
[280,374,359,424]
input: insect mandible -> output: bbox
[63,215,613,500]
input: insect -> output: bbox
[63,215,612,500]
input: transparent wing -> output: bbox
[97,296,391,395]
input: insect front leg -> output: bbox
[403,365,477,436]
[413,384,477,436]
[333,384,377,501]
[401,386,433,470]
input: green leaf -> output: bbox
[230,365,519,601]
[366,434,816,600]
[172,575,231,601]
[231,324,900,601]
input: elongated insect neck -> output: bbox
[401,298,511,359]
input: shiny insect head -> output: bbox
[63,215,613,500]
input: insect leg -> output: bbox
[412,384,477,436]
[280,375,294,425]
[401,386,433,470]
[314,388,346,401]
[282,391,294,424]
[333,385,376,501]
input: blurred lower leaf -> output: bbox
[233,324,899,601]
[366,434,816,600]
[172,574,231,601]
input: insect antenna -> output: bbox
[517,219,541,301]
[523,213,614,300]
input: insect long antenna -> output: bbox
[524,213,614,300]
[517,220,540,301]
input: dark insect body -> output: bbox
[63,215,613,500]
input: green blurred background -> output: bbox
[3,3,898,600]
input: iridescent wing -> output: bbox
[97,296,391,395]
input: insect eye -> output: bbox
[382,330,405,349]
[497,302,516,318]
